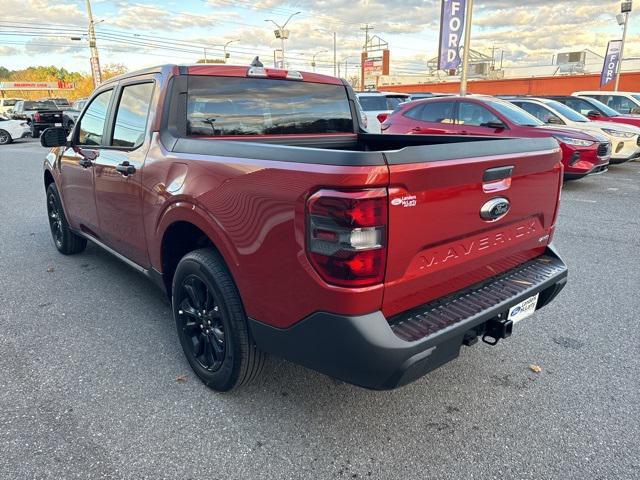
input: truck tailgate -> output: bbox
[382,137,562,318]
[37,110,63,123]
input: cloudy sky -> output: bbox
[0,0,637,76]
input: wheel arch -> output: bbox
[44,169,55,189]
[156,204,241,298]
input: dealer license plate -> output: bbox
[507,293,539,324]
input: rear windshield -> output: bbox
[358,95,408,111]
[3,99,18,107]
[24,101,58,110]
[186,76,353,136]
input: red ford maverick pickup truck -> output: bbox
[41,61,568,391]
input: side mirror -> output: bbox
[40,127,69,148]
[547,116,563,125]
[586,110,601,119]
[484,121,506,129]
[630,107,640,115]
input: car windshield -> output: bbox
[632,94,640,103]
[546,100,589,122]
[487,100,544,126]
[51,99,70,106]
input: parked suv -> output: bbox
[503,97,640,163]
[574,91,640,115]
[356,91,409,133]
[545,95,640,129]
[0,97,23,115]
[381,96,610,179]
[40,64,567,391]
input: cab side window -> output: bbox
[458,102,500,127]
[111,82,154,148]
[78,90,113,146]
[417,101,456,124]
[111,83,155,148]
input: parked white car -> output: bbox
[0,116,31,145]
[0,98,23,116]
[506,97,640,163]
[573,91,640,116]
[355,92,409,133]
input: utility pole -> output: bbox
[459,0,474,96]
[614,1,632,91]
[85,0,102,88]
[361,24,373,50]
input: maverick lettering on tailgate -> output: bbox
[408,219,541,276]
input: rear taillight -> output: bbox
[34,113,41,122]
[307,188,387,287]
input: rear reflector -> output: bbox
[307,188,387,287]
[377,113,389,123]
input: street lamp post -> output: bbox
[265,12,300,68]
[224,39,240,64]
[614,1,632,91]
[315,28,338,77]
[311,49,328,72]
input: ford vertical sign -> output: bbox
[438,0,467,70]
[600,40,622,88]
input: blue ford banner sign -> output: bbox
[600,40,622,87]
[438,0,467,70]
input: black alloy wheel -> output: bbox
[47,191,64,250]
[176,275,226,372]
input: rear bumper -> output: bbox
[249,245,568,390]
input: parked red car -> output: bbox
[382,96,611,180]
[545,95,640,129]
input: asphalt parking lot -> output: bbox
[1,138,639,480]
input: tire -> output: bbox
[172,249,265,391]
[0,129,12,145]
[46,183,87,255]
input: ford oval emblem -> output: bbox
[480,197,510,222]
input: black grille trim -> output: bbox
[389,254,567,342]
[597,142,611,157]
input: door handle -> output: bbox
[75,147,98,168]
[116,161,136,176]
[412,127,421,132]
[460,130,469,135]
[78,158,93,168]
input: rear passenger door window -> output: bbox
[77,89,113,146]
[111,82,155,148]
[418,101,456,124]
[458,102,500,127]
